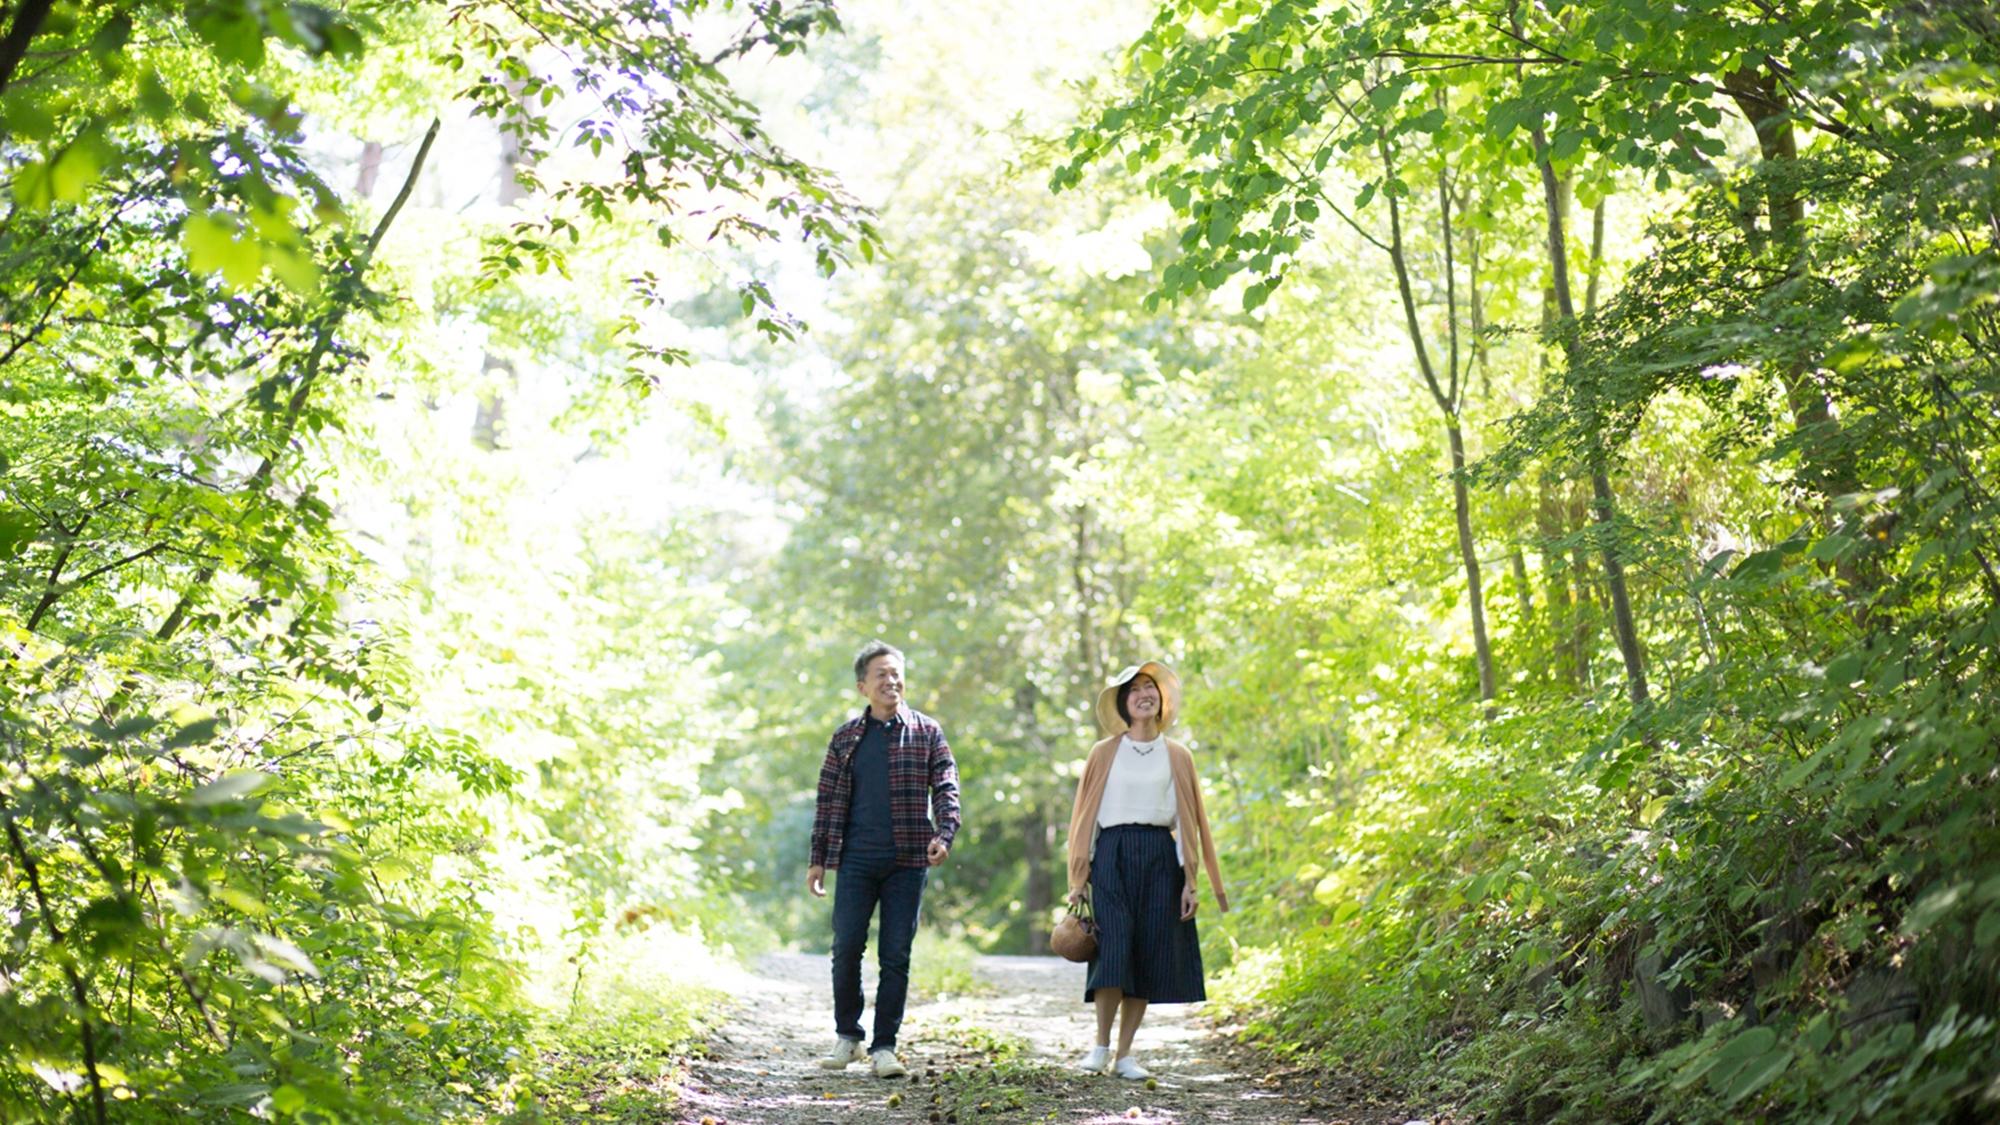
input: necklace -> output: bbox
[1127,733,1162,756]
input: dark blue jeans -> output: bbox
[831,848,928,1052]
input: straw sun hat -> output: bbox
[1094,661,1183,736]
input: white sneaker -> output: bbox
[1112,1056,1150,1080]
[818,1038,864,1069]
[871,1049,908,1078]
[1076,1045,1112,1073]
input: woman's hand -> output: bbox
[1067,887,1089,907]
[1180,885,1198,920]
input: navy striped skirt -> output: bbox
[1085,824,1206,1004]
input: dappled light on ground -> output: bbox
[676,953,1426,1125]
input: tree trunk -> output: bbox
[357,141,384,197]
[0,0,55,91]
[1014,681,1055,954]
[1509,545,1533,628]
[1536,479,1578,689]
[1567,488,1597,692]
[1073,505,1096,683]
[1724,65,1805,241]
[1585,200,1606,316]
[1531,126,1649,707]
[1023,809,1052,955]
[1448,423,1497,705]
[1380,140,1496,707]
[1590,469,1648,705]
[1728,63,1877,616]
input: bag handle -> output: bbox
[1066,887,1095,925]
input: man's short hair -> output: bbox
[853,640,905,683]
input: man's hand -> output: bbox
[808,865,827,898]
[1180,884,1198,921]
[927,838,950,867]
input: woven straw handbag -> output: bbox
[1050,893,1098,962]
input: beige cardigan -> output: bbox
[1065,733,1229,913]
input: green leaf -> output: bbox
[251,932,322,977]
[182,214,265,289]
[89,14,133,57]
[194,4,267,70]
[83,715,160,742]
[1724,1046,1793,1104]
[195,1083,271,1107]
[0,507,35,559]
[74,896,144,954]
[1975,906,2000,947]
[271,1086,307,1115]
[265,245,321,295]
[166,716,222,750]
[16,135,111,208]
[1902,883,1968,936]
[1716,1026,1777,1059]
[1823,651,1865,686]
[190,771,271,807]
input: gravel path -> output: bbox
[671,951,1442,1125]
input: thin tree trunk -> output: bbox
[1448,423,1497,704]
[1531,126,1649,707]
[1468,222,1490,400]
[1589,469,1648,705]
[357,141,384,197]
[1585,200,1606,316]
[1536,479,1577,689]
[1568,491,1597,692]
[1509,545,1532,627]
[1380,138,1495,708]
[1014,681,1054,954]
[1023,811,1052,955]
[1072,505,1096,681]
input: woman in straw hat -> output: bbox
[1063,661,1228,1079]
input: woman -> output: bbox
[1064,661,1229,1079]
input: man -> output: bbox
[808,640,960,1078]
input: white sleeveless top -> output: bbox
[1096,733,1178,830]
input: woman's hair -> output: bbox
[1115,673,1156,724]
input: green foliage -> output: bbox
[910,930,992,999]
[0,0,860,1119]
[1046,0,2000,1122]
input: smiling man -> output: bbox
[808,640,961,1078]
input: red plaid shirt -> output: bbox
[809,706,960,870]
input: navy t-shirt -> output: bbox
[844,714,896,856]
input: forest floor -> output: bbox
[661,952,1449,1125]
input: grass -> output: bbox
[911,929,993,1000]
[483,924,731,1124]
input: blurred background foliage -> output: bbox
[6,0,2000,1121]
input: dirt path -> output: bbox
[672,952,1441,1125]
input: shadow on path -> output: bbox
[672,952,1437,1125]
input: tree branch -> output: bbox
[29,540,175,633]
[1380,138,1454,417]
[151,117,442,646]
[3,808,108,1125]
